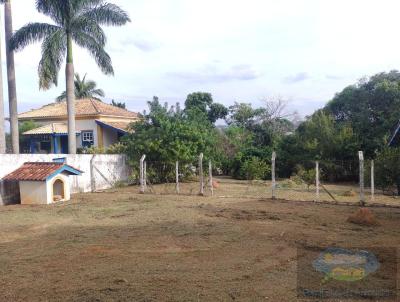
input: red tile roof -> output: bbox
[18,98,139,120]
[2,162,81,181]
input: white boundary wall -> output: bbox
[0,154,130,205]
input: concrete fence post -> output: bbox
[209,160,214,196]
[90,155,96,192]
[316,161,320,202]
[199,153,204,196]
[359,151,365,206]
[144,161,147,190]
[140,155,146,194]
[271,152,276,200]
[176,161,180,194]
[371,160,375,202]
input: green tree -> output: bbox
[56,73,105,102]
[185,92,228,123]
[10,0,130,154]
[124,97,221,165]
[325,70,400,157]
[227,102,264,128]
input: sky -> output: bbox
[2,0,400,120]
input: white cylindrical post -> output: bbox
[272,152,276,200]
[140,155,146,194]
[209,160,214,196]
[316,161,320,202]
[144,161,147,189]
[199,153,204,196]
[359,151,365,206]
[176,161,180,194]
[371,160,375,202]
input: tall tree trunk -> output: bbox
[66,34,76,154]
[0,12,5,154]
[4,0,18,154]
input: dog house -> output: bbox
[2,162,83,205]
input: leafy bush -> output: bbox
[239,157,270,180]
[295,165,316,191]
[374,147,400,195]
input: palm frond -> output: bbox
[72,32,113,75]
[70,16,106,46]
[38,29,66,89]
[85,80,97,91]
[10,23,60,51]
[71,0,103,12]
[35,0,69,25]
[80,3,131,26]
[92,88,105,98]
[56,91,66,102]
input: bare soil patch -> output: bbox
[0,181,399,301]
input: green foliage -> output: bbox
[227,102,264,128]
[325,70,400,157]
[184,92,228,123]
[56,73,105,102]
[374,147,400,195]
[123,96,221,165]
[239,157,270,180]
[295,165,316,191]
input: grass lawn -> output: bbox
[0,179,399,301]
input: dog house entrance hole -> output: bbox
[53,179,65,202]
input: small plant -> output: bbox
[295,165,316,191]
[240,157,270,180]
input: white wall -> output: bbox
[102,125,119,147]
[76,119,99,148]
[20,181,48,205]
[0,154,131,205]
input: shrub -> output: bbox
[239,157,270,180]
[295,165,316,191]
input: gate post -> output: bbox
[140,155,146,194]
[176,161,180,194]
[271,152,276,200]
[370,160,375,202]
[315,161,320,202]
[209,160,214,196]
[199,153,204,196]
[359,151,365,206]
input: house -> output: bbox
[2,162,83,205]
[19,98,139,154]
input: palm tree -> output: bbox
[10,0,130,154]
[56,73,105,102]
[1,0,18,153]
[0,11,5,154]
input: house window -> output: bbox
[82,131,94,147]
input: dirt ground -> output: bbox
[0,180,399,301]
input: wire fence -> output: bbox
[129,153,400,207]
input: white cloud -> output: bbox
[0,0,399,119]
